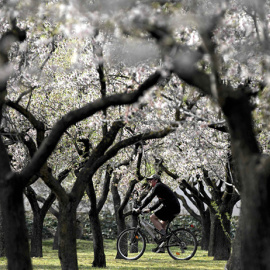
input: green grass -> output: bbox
[0,239,226,270]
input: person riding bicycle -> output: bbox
[135,174,180,252]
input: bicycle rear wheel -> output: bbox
[117,228,146,260]
[167,228,197,260]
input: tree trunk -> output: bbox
[213,213,231,260]
[218,77,270,269]
[131,213,138,228]
[226,212,242,270]
[239,159,270,270]
[89,209,106,267]
[0,182,32,270]
[30,213,44,257]
[0,205,5,257]
[53,222,59,250]
[111,176,126,259]
[208,211,231,260]
[200,209,210,250]
[58,200,78,270]
[208,213,217,256]
[116,212,126,236]
[115,210,127,259]
[25,184,60,257]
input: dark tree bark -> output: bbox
[88,209,106,267]
[111,174,126,236]
[206,156,239,261]
[201,168,238,260]
[111,174,128,259]
[0,175,32,270]
[226,213,242,270]
[30,212,44,257]
[58,199,78,270]
[36,195,60,251]
[25,187,54,257]
[83,123,126,267]
[0,138,31,269]
[221,91,270,270]
[0,205,5,257]
[53,223,60,250]
[200,209,211,250]
[86,169,110,268]
[25,169,69,257]
[208,210,231,260]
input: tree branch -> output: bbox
[6,100,45,145]
[174,192,201,221]
[96,164,113,213]
[20,70,163,184]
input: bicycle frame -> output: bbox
[135,212,172,246]
[136,213,196,249]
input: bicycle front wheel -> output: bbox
[117,228,146,260]
[167,228,197,260]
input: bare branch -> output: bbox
[97,164,113,213]
[20,70,163,184]
[174,192,201,221]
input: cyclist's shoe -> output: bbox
[151,246,159,252]
[181,242,187,250]
[157,235,167,244]
[151,246,165,253]
[156,247,165,253]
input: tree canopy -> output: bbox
[1,0,270,269]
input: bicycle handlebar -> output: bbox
[132,208,150,216]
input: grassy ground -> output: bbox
[0,239,226,270]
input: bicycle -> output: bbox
[116,211,198,260]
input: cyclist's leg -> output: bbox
[150,213,165,232]
[150,216,167,253]
[153,207,176,234]
[150,209,169,253]
[160,220,168,230]
[152,206,171,230]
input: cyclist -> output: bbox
[135,174,180,252]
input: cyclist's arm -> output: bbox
[149,200,161,211]
[139,189,156,210]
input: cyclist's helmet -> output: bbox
[146,174,161,182]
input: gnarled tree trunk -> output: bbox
[89,209,106,267]
[200,209,210,251]
[111,174,126,259]
[30,213,44,257]
[0,206,5,257]
[0,179,32,270]
[208,207,232,260]
[53,223,59,250]
[58,200,78,270]
[226,212,242,270]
